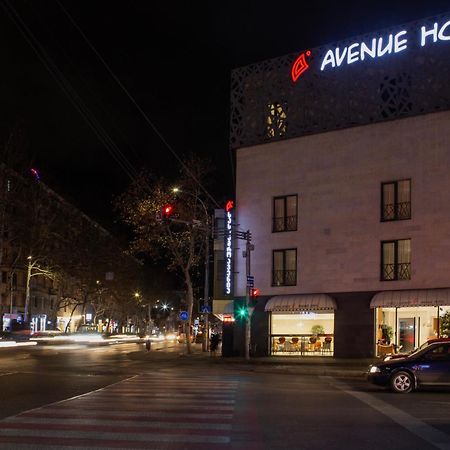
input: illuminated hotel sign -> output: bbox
[292,18,450,81]
[224,200,234,296]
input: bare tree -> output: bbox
[116,157,212,354]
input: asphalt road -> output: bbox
[0,343,449,449]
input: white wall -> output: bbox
[235,110,450,297]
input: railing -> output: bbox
[382,262,411,281]
[382,202,411,221]
[272,270,296,286]
[272,215,297,232]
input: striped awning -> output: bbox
[264,294,337,313]
[223,301,235,314]
[370,289,450,308]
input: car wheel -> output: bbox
[390,371,414,393]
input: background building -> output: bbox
[230,13,450,357]
[0,162,151,334]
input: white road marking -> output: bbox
[323,377,450,450]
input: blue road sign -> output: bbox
[179,311,189,321]
[201,305,212,313]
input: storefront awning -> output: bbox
[265,294,337,313]
[223,301,235,314]
[370,289,450,308]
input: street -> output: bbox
[0,344,449,449]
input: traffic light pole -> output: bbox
[244,231,253,361]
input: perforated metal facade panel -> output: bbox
[230,13,450,150]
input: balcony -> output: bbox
[382,262,411,281]
[272,215,297,232]
[272,270,296,286]
[382,202,411,221]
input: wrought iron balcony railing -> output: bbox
[272,215,297,232]
[382,202,411,221]
[382,262,411,281]
[272,269,297,286]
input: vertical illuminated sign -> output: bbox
[224,200,234,297]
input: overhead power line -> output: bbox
[55,0,222,209]
[0,0,138,182]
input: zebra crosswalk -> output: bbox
[0,373,239,449]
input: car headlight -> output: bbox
[369,366,381,373]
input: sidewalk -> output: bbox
[170,348,377,379]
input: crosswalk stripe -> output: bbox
[68,397,235,405]
[88,392,236,399]
[0,373,238,448]
[20,410,234,420]
[48,404,235,412]
[0,428,231,444]
[5,417,232,430]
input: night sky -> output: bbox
[1,0,449,231]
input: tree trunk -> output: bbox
[184,268,194,354]
[24,260,32,322]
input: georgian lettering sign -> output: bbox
[224,200,234,297]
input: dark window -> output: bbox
[1,271,6,284]
[423,344,450,361]
[381,239,411,281]
[266,102,287,139]
[272,249,297,286]
[12,273,17,288]
[381,179,411,221]
[34,297,38,308]
[50,298,54,310]
[273,195,297,232]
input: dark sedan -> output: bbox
[368,341,450,393]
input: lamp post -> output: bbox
[172,187,211,352]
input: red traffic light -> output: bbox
[163,205,173,217]
[250,288,260,298]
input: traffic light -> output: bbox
[163,205,173,218]
[250,288,260,299]
[236,305,248,320]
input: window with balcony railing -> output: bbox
[381,239,411,281]
[272,249,297,286]
[273,195,297,232]
[381,179,411,221]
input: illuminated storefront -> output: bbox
[372,289,450,356]
[265,295,336,356]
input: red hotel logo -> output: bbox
[291,50,311,82]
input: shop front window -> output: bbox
[270,311,334,356]
[375,305,450,357]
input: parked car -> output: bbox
[384,337,450,361]
[368,341,450,393]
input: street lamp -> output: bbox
[171,187,211,352]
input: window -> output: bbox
[272,249,297,286]
[381,179,411,221]
[12,273,17,288]
[423,344,450,361]
[381,239,411,281]
[1,271,7,284]
[266,102,287,139]
[273,195,297,232]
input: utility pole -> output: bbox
[202,226,210,352]
[202,214,213,352]
[244,231,254,361]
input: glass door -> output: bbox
[399,318,415,353]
